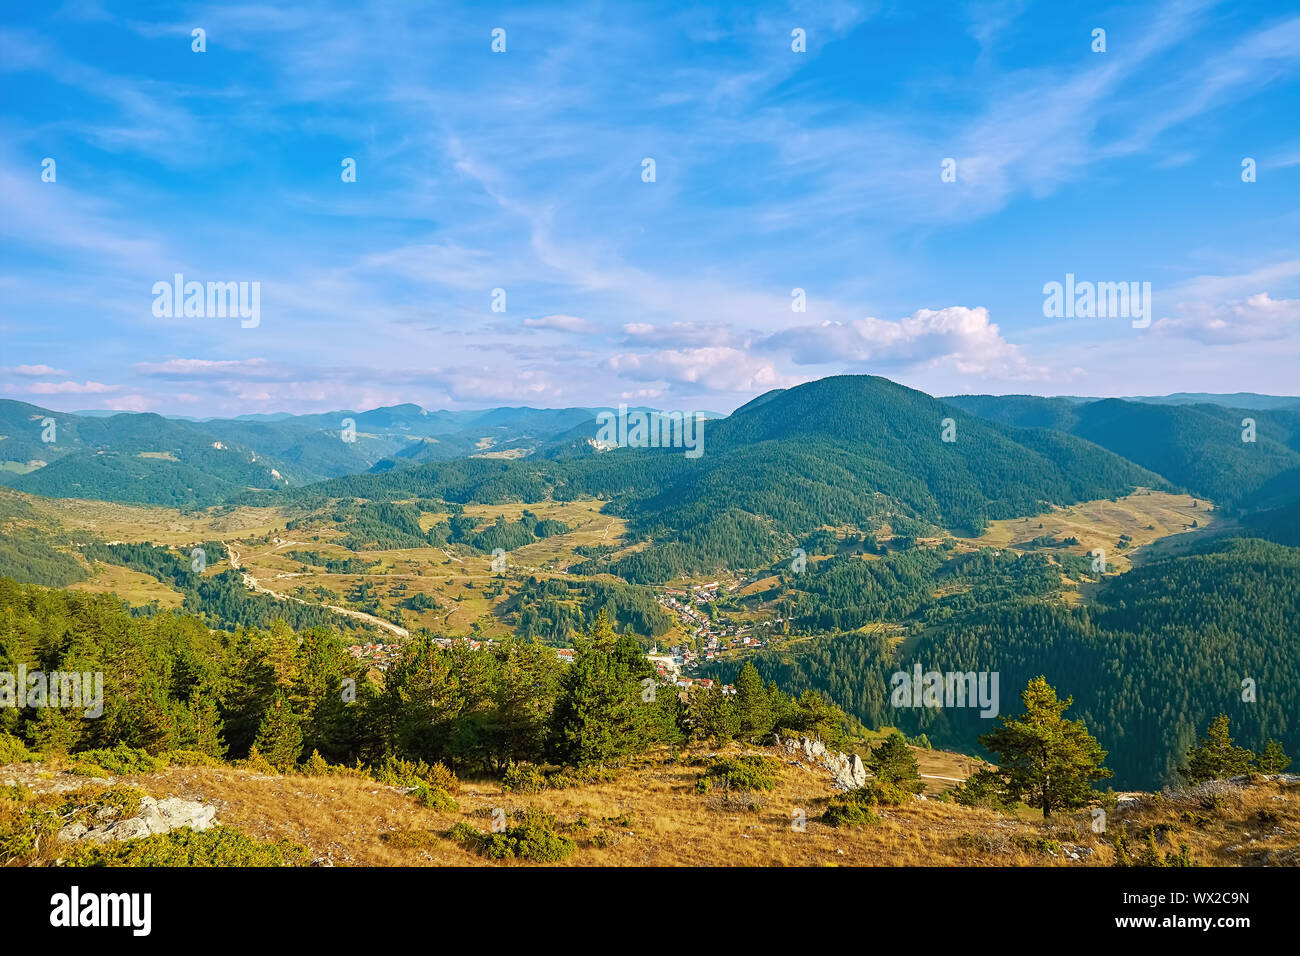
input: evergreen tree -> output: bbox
[686,686,738,744]
[1181,714,1255,783]
[253,693,304,770]
[734,662,773,740]
[182,692,227,758]
[548,611,653,766]
[867,732,924,793]
[979,676,1112,818]
[1257,739,1292,775]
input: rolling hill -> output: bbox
[0,400,611,506]
[943,394,1300,509]
[300,376,1169,582]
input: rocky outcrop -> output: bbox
[776,734,868,791]
[58,795,218,844]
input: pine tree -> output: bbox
[548,611,653,766]
[253,693,304,770]
[867,732,924,793]
[183,692,227,758]
[734,662,772,740]
[979,676,1112,818]
[686,686,738,744]
[1257,739,1292,774]
[1181,714,1255,783]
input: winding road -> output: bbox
[224,543,410,638]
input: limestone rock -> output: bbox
[58,795,218,844]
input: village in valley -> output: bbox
[344,575,787,700]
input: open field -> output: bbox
[68,562,186,607]
[219,499,633,638]
[955,489,1217,574]
[8,742,1292,867]
[31,495,292,544]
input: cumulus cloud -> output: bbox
[758,306,1046,379]
[440,368,562,403]
[1152,293,1300,344]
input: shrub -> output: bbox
[64,761,111,777]
[70,744,161,776]
[445,821,483,845]
[696,755,780,793]
[845,780,912,807]
[0,733,37,764]
[820,780,909,828]
[447,807,576,862]
[301,750,331,776]
[412,785,459,812]
[238,745,278,775]
[62,825,310,867]
[502,762,547,794]
[502,762,618,793]
[164,750,224,768]
[822,800,880,829]
[370,756,459,793]
[481,823,576,862]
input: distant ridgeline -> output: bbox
[283,377,1179,583]
[0,399,603,507]
[5,377,1300,580]
[705,536,1300,791]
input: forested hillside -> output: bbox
[0,399,605,506]
[707,536,1300,790]
[297,376,1165,583]
[0,582,840,777]
[945,394,1300,509]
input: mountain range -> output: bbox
[3,379,1298,553]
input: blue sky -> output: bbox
[2,0,1298,415]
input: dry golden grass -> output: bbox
[955,489,1217,574]
[68,563,185,608]
[154,760,1300,867]
[1100,781,1300,866]
[8,745,1297,867]
[105,750,1048,867]
[23,493,291,545]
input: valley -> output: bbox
[1,374,1296,833]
